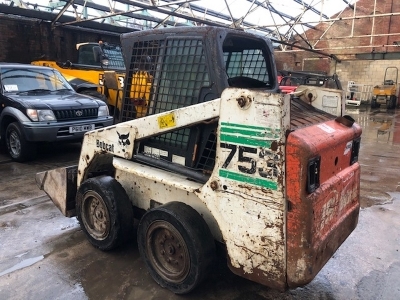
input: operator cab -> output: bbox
[75,42,125,70]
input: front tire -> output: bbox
[371,99,377,109]
[388,95,397,109]
[76,176,134,251]
[5,122,37,162]
[137,202,216,294]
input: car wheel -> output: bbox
[5,122,37,162]
[137,202,216,294]
[76,176,134,251]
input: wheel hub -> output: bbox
[147,221,190,283]
[82,191,110,240]
[9,131,21,156]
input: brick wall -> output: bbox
[2,1,400,98]
[296,0,400,59]
[274,0,400,98]
[0,15,121,64]
[334,59,400,98]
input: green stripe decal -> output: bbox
[220,122,280,142]
[221,122,269,131]
[221,126,279,139]
[219,169,278,190]
[220,134,271,147]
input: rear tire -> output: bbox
[388,95,397,109]
[5,122,37,162]
[137,202,216,294]
[76,176,134,251]
[371,99,377,109]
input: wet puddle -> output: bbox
[360,190,393,208]
[348,108,400,146]
[0,255,44,277]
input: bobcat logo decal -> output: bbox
[117,132,130,152]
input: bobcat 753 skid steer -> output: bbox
[36,27,362,294]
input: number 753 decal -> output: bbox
[220,143,279,179]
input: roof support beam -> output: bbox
[51,0,74,28]
[292,0,328,19]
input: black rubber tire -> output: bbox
[137,202,216,294]
[388,95,397,109]
[80,89,107,103]
[76,176,134,251]
[371,99,377,109]
[5,122,37,162]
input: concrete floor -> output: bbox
[0,104,399,300]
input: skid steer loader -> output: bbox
[36,27,362,294]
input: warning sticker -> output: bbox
[317,123,335,133]
[344,141,353,155]
[157,112,176,129]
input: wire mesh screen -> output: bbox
[223,35,272,89]
[121,36,212,172]
[122,38,209,120]
[193,125,218,174]
[120,30,273,180]
[152,38,210,113]
[225,50,269,82]
[150,38,210,150]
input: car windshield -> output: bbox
[0,67,74,93]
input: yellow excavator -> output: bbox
[32,42,126,117]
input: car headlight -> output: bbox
[98,105,109,117]
[27,109,56,121]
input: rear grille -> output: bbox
[54,108,98,120]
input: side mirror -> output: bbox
[63,60,72,67]
[93,46,109,66]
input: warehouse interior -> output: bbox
[1,0,400,99]
[0,1,400,299]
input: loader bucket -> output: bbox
[35,166,78,217]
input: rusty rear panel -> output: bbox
[285,118,362,288]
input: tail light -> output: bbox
[307,156,320,193]
[351,137,361,165]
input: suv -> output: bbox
[0,63,114,162]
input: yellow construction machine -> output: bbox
[371,67,398,109]
[32,42,126,117]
